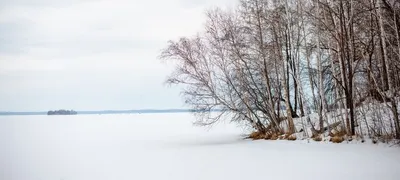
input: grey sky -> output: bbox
[0,0,234,111]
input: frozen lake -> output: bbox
[1,113,399,180]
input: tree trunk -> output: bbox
[377,0,391,91]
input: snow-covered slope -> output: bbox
[0,113,399,180]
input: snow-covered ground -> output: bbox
[0,113,399,180]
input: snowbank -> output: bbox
[0,113,399,180]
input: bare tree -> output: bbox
[161,0,400,140]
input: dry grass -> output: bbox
[287,134,297,141]
[248,131,266,140]
[330,136,344,143]
[270,133,279,140]
[283,133,291,139]
[248,131,283,141]
[313,135,322,142]
[329,126,347,137]
[264,132,278,140]
[264,133,271,140]
[378,134,394,143]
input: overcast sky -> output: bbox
[0,0,234,111]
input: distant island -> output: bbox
[47,109,77,115]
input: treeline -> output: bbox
[47,109,77,115]
[161,0,400,140]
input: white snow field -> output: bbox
[0,113,399,180]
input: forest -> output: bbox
[161,0,400,142]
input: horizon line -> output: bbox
[0,108,192,113]
[0,109,223,116]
